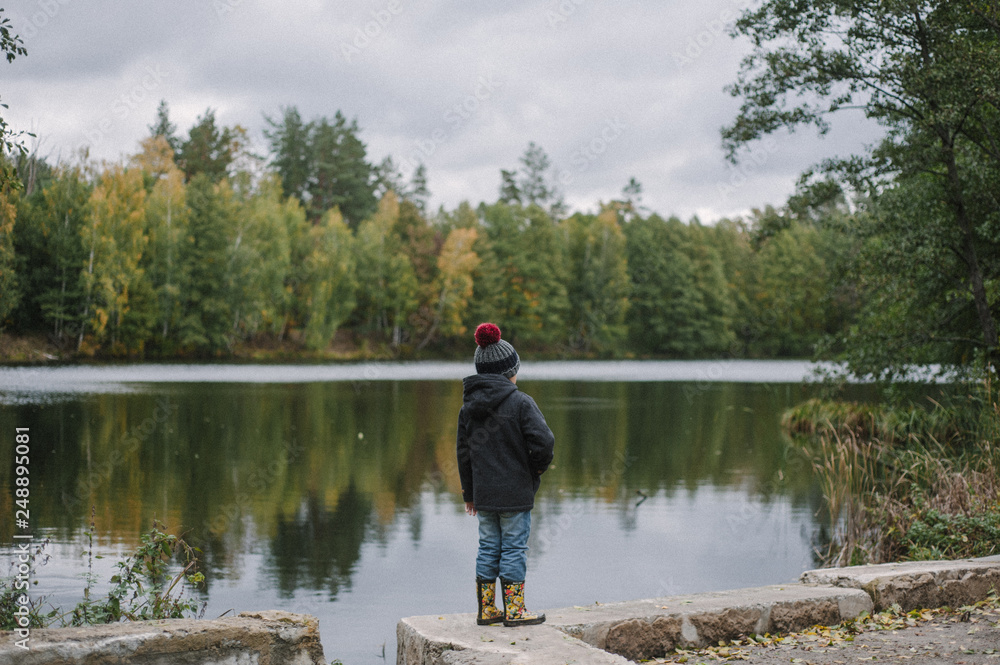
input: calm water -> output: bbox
[0,362,850,664]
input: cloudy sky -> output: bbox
[5,0,884,221]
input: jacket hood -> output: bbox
[462,373,518,418]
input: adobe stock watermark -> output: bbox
[428,445,460,491]
[725,443,810,535]
[1,366,46,393]
[206,440,303,536]
[455,398,522,495]
[545,0,588,28]
[211,0,245,19]
[350,361,385,395]
[679,360,733,405]
[717,136,780,200]
[82,64,170,151]
[672,2,741,71]
[14,0,73,40]
[61,397,179,511]
[399,73,504,173]
[535,449,636,555]
[554,116,627,188]
[655,574,682,599]
[340,0,407,63]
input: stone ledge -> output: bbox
[801,555,1000,611]
[399,556,1000,664]
[397,614,630,665]
[545,585,872,662]
[0,610,325,665]
[397,586,871,664]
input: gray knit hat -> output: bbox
[473,323,520,378]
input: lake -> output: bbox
[0,360,853,664]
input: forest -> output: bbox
[0,0,997,383]
[0,0,998,583]
[0,102,859,362]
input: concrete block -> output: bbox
[545,585,872,662]
[398,557,1000,664]
[801,555,1000,611]
[0,610,325,665]
[397,613,630,665]
[397,586,873,664]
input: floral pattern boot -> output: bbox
[476,578,504,625]
[500,579,546,626]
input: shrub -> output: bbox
[794,376,1000,567]
[0,520,204,629]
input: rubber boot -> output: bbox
[500,578,546,627]
[476,577,504,625]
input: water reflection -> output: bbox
[268,487,371,600]
[0,376,845,664]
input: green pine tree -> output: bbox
[0,180,20,328]
[562,208,630,353]
[176,174,234,352]
[301,208,357,350]
[354,192,419,347]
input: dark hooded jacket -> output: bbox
[457,373,555,512]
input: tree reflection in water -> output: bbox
[0,375,874,663]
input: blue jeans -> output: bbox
[476,510,531,582]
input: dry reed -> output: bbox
[798,378,1000,567]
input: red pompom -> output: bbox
[475,322,502,347]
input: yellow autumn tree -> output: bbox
[302,207,357,350]
[79,165,150,353]
[133,137,189,344]
[0,182,20,327]
[418,227,480,349]
[131,134,176,180]
[354,192,419,346]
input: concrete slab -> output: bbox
[397,613,630,665]
[0,610,325,665]
[545,585,872,662]
[395,556,1000,664]
[801,556,1000,611]
[397,586,872,664]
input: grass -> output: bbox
[651,591,1000,663]
[788,375,1000,567]
[0,332,63,363]
[0,518,205,629]
[783,394,988,446]
[0,539,57,630]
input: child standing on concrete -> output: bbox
[457,322,555,627]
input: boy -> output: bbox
[457,322,555,627]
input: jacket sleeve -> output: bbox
[520,395,554,475]
[456,407,474,502]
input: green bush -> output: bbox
[793,376,1000,566]
[70,520,205,625]
[783,394,980,447]
[0,541,57,630]
[0,521,204,629]
[905,508,1000,560]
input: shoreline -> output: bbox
[0,332,815,367]
[398,556,1000,664]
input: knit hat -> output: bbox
[474,323,520,378]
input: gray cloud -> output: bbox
[4,0,883,220]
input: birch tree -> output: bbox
[79,166,150,352]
